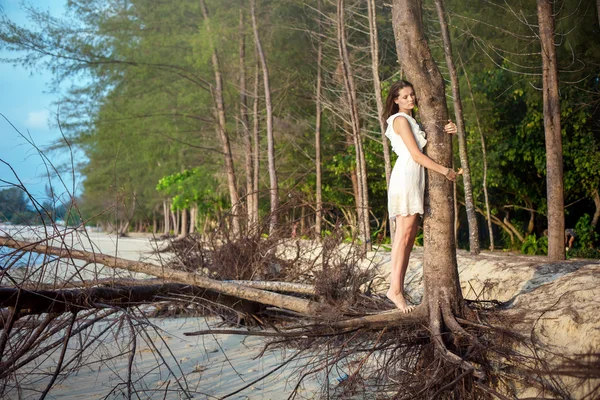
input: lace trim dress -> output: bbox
[385,112,428,219]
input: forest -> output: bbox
[1,0,599,256]
[1,0,600,398]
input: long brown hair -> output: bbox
[383,80,415,122]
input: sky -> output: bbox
[0,0,81,203]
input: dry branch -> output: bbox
[0,236,322,315]
[0,283,259,315]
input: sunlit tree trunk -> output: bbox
[537,0,565,261]
[239,7,255,234]
[592,189,600,229]
[367,0,392,187]
[337,0,371,252]
[314,0,324,239]
[252,48,261,235]
[163,200,170,235]
[461,55,495,250]
[200,0,241,237]
[178,209,188,239]
[434,0,479,254]
[190,205,197,234]
[251,0,279,235]
[392,0,463,323]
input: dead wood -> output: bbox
[0,283,261,315]
[0,236,323,315]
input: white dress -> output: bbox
[386,112,428,219]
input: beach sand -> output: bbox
[2,226,599,398]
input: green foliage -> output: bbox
[414,230,423,247]
[1,0,599,244]
[156,168,225,214]
[567,247,600,259]
[520,235,548,256]
[574,214,599,249]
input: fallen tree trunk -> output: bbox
[0,283,261,315]
[0,237,322,315]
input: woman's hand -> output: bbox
[443,120,457,135]
[444,167,462,181]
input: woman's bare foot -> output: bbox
[386,289,415,313]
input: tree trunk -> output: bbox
[118,191,136,236]
[174,209,180,236]
[200,0,241,237]
[434,0,480,255]
[597,0,600,30]
[252,46,261,235]
[178,209,188,239]
[392,0,463,324]
[152,209,157,234]
[251,0,279,235]
[454,176,459,247]
[190,205,197,234]
[314,0,323,239]
[461,55,495,251]
[537,0,565,261]
[337,0,371,252]
[239,7,255,234]
[592,189,600,228]
[503,212,525,243]
[0,238,322,316]
[163,200,170,234]
[367,0,392,188]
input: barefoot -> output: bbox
[386,289,415,313]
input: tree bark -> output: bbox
[163,200,170,235]
[200,0,241,237]
[178,209,188,239]
[314,0,323,239]
[0,284,260,315]
[592,189,600,228]
[392,0,463,322]
[337,0,371,252]
[434,0,480,254]
[252,46,261,235]
[251,0,279,235]
[367,0,392,187]
[537,0,565,261]
[461,55,495,251]
[239,7,255,234]
[0,237,322,316]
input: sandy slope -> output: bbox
[2,227,599,398]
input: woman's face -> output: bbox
[394,86,416,113]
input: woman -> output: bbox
[384,80,458,313]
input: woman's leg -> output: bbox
[387,214,420,312]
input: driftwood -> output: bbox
[0,236,420,333]
[0,236,324,316]
[0,284,260,315]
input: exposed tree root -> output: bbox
[2,235,596,399]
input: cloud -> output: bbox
[25,109,50,129]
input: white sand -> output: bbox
[2,226,599,398]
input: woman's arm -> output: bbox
[393,116,457,181]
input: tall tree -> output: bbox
[200,0,241,236]
[460,56,495,250]
[434,0,480,254]
[391,0,463,332]
[238,6,256,233]
[537,0,565,260]
[367,0,392,188]
[337,0,371,251]
[314,0,324,238]
[251,0,279,234]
